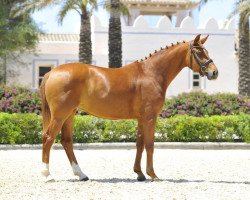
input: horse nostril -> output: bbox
[213,70,218,77]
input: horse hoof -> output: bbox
[80,176,89,181]
[45,175,55,183]
[151,177,161,182]
[137,175,146,182]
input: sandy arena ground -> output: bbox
[0,148,250,200]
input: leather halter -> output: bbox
[189,41,213,76]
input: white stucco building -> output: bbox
[6,14,237,97]
[120,0,200,26]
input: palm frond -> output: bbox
[120,3,130,16]
[35,0,59,9]
[103,0,130,17]
[241,10,250,29]
[198,0,208,11]
[11,0,60,17]
[238,0,250,28]
[238,1,250,12]
[81,0,88,7]
[74,0,82,8]
[58,0,79,24]
[78,0,98,14]
[88,0,98,13]
[228,8,239,20]
[228,0,250,20]
[91,0,98,9]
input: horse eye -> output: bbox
[197,51,203,56]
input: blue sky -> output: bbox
[32,0,236,33]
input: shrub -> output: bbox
[0,113,249,144]
[101,120,136,142]
[0,85,41,114]
[0,113,42,144]
[160,91,250,118]
[156,114,250,142]
[73,116,106,143]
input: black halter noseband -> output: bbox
[189,41,213,76]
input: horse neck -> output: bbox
[141,43,189,91]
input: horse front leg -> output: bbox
[134,120,146,181]
[143,116,159,181]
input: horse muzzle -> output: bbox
[206,69,218,80]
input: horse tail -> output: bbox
[40,73,51,133]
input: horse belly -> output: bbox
[79,92,136,120]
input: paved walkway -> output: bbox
[0,149,250,200]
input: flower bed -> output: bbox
[160,91,250,118]
[0,86,41,114]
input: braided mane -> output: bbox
[136,40,187,63]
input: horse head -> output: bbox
[188,34,218,80]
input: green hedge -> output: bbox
[0,113,249,144]
[0,113,42,144]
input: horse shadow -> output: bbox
[67,178,250,185]
[66,178,138,183]
[164,178,250,185]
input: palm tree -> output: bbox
[12,0,98,64]
[108,0,122,68]
[230,0,250,96]
[104,0,128,68]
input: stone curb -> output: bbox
[0,142,250,150]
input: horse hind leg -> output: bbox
[41,117,64,182]
[143,116,159,181]
[61,111,89,181]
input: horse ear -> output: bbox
[200,35,209,44]
[193,34,201,45]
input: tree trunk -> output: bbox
[238,12,250,96]
[108,0,122,68]
[0,55,7,84]
[3,54,6,84]
[79,13,92,64]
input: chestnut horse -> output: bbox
[40,34,218,182]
